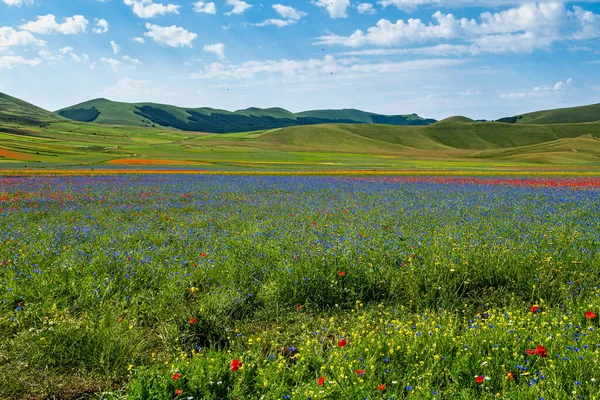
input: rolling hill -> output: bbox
[497,103,600,124]
[56,98,437,133]
[0,92,64,125]
[2,92,600,168]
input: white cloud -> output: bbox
[19,15,88,35]
[273,4,307,20]
[193,1,216,14]
[144,23,197,47]
[101,56,122,72]
[70,52,90,63]
[59,46,73,54]
[0,27,46,47]
[191,54,468,84]
[1,0,34,6]
[203,43,226,59]
[38,49,62,63]
[123,0,180,18]
[225,0,252,15]
[0,55,40,69]
[378,0,437,11]
[357,3,376,14]
[338,43,475,56]
[256,4,307,27]
[132,37,146,43]
[122,55,142,64]
[317,2,600,54]
[377,0,600,11]
[255,19,296,27]
[499,77,572,99]
[93,18,109,34]
[314,0,350,19]
[111,40,121,55]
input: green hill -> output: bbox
[3,92,600,168]
[56,99,436,133]
[437,116,475,123]
[498,103,600,124]
[0,92,64,125]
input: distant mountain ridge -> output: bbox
[56,98,437,133]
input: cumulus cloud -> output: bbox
[111,40,121,55]
[0,27,46,46]
[123,0,180,18]
[256,4,307,27]
[499,77,573,99]
[203,43,226,59]
[314,0,350,19]
[357,3,377,15]
[225,0,252,15]
[122,55,142,64]
[132,37,146,43]
[93,18,109,34]
[144,23,197,47]
[317,2,600,54]
[0,55,40,68]
[19,15,88,35]
[70,52,90,63]
[59,46,73,54]
[1,0,34,6]
[193,1,216,14]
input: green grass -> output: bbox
[503,103,600,124]
[2,174,600,399]
[2,92,600,169]
[2,118,600,169]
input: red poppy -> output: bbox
[356,369,365,375]
[338,271,345,277]
[585,311,597,319]
[506,372,514,381]
[188,317,196,324]
[337,339,347,347]
[230,359,243,371]
[200,252,207,258]
[530,305,540,313]
[535,345,547,358]
[175,389,182,395]
[377,384,386,391]
[172,373,181,380]
[526,345,547,358]
[475,375,485,384]
[318,376,325,386]
[297,305,303,310]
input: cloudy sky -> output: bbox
[1,0,599,119]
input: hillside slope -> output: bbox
[498,103,600,124]
[56,99,436,133]
[0,92,64,124]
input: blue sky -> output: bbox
[1,0,599,120]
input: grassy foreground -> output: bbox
[2,174,600,399]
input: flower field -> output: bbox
[2,174,600,399]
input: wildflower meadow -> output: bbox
[1,174,600,399]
